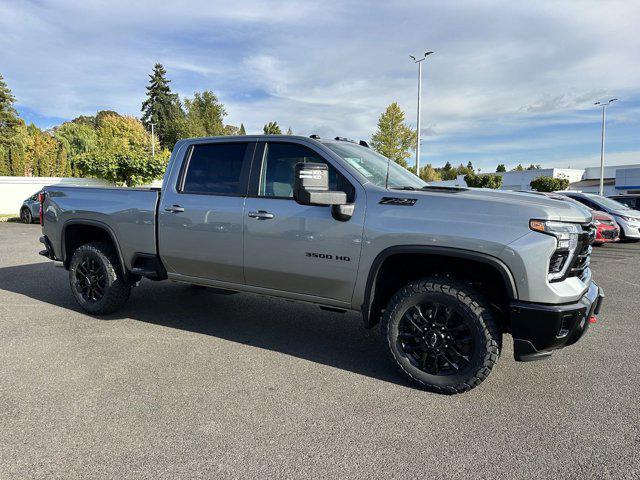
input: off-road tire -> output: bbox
[382,276,501,394]
[69,242,131,315]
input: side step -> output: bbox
[131,253,167,280]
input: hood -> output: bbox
[592,210,615,222]
[413,186,592,223]
[610,208,640,218]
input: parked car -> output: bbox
[529,192,619,244]
[38,135,603,394]
[609,194,640,211]
[559,191,640,241]
[20,192,41,224]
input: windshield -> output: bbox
[322,142,427,189]
[584,193,631,211]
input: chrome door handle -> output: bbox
[164,205,185,213]
[248,210,274,220]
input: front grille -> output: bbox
[567,223,594,279]
[601,229,617,239]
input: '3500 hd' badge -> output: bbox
[306,252,351,262]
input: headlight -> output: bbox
[530,220,581,281]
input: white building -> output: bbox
[432,164,640,196]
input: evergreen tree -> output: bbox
[263,121,282,134]
[238,123,246,135]
[286,127,293,135]
[496,163,506,172]
[467,161,474,172]
[141,64,185,149]
[0,73,24,175]
[370,102,416,168]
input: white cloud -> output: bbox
[1,0,639,169]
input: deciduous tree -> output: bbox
[76,114,169,186]
[464,172,503,189]
[184,90,227,137]
[263,121,282,134]
[529,176,569,192]
[370,102,416,168]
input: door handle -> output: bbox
[248,210,275,220]
[164,205,185,213]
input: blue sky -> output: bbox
[1,0,639,171]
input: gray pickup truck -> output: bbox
[38,135,604,394]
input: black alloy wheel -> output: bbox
[398,302,473,376]
[383,277,501,394]
[72,257,107,303]
[22,208,32,224]
[68,242,132,315]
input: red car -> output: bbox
[528,192,620,244]
[591,210,620,244]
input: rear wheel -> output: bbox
[21,208,32,224]
[69,242,131,315]
[382,277,501,394]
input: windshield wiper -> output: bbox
[389,186,417,190]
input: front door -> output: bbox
[243,141,365,303]
[158,140,254,284]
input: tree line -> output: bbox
[1,65,546,188]
[0,65,294,186]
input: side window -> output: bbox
[181,142,249,195]
[570,196,591,209]
[258,143,355,201]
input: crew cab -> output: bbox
[38,135,604,394]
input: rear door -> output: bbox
[158,140,255,283]
[242,140,365,304]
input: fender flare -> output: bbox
[361,245,518,328]
[61,219,128,275]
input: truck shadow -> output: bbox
[0,261,409,388]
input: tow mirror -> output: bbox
[293,162,354,221]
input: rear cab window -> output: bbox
[179,142,253,196]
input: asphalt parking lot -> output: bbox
[0,222,638,479]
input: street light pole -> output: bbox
[410,51,433,175]
[594,99,617,196]
[150,123,156,159]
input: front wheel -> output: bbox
[382,277,501,394]
[69,242,131,315]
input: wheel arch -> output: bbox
[361,246,518,329]
[61,220,127,276]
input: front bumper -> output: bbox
[510,281,604,361]
[594,225,619,243]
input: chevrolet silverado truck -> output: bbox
[38,135,604,394]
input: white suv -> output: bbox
[560,191,640,240]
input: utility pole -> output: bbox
[594,99,617,196]
[410,51,433,175]
[150,123,156,159]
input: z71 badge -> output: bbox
[306,252,351,262]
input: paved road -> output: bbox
[0,222,638,479]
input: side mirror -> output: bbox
[293,163,346,206]
[293,162,354,221]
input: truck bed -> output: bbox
[42,186,160,270]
